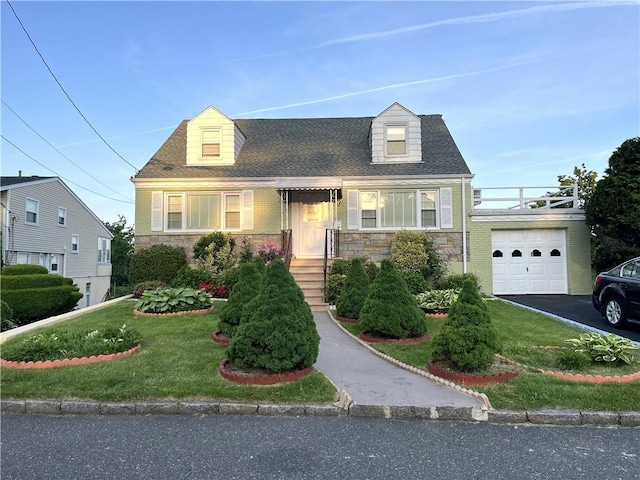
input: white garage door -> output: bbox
[492,229,568,295]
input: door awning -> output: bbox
[275,178,343,190]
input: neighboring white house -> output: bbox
[0,175,113,308]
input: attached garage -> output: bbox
[491,229,567,295]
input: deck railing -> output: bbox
[323,228,340,298]
[473,185,579,210]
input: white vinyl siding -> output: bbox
[349,188,446,230]
[371,103,422,163]
[17,252,31,264]
[25,198,39,225]
[157,191,253,232]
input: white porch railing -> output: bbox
[472,185,580,211]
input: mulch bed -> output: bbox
[133,306,215,316]
[211,331,231,345]
[427,355,521,385]
[218,360,313,385]
[360,331,431,344]
[335,316,359,324]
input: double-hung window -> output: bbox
[26,198,39,225]
[386,125,407,156]
[58,207,67,226]
[202,129,221,158]
[71,234,80,253]
[50,254,60,273]
[359,189,439,229]
[224,193,240,229]
[167,195,183,230]
[98,237,111,263]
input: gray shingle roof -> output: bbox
[1,176,56,188]
[135,115,471,180]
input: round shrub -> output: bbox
[399,271,427,295]
[227,258,320,372]
[359,259,427,339]
[172,266,213,289]
[1,264,48,275]
[129,244,187,286]
[2,285,82,325]
[193,232,236,262]
[336,258,370,320]
[219,261,263,336]
[132,280,167,298]
[435,273,480,291]
[431,279,500,372]
[390,230,447,284]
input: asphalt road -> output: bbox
[2,414,639,480]
[499,295,640,343]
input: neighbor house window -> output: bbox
[164,192,243,231]
[202,129,221,158]
[39,253,47,266]
[71,234,79,253]
[386,125,407,155]
[50,254,59,273]
[98,237,111,263]
[17,252,31,264]
[26,198,39,225]
[359,189,439,229]
[58,207,67,226]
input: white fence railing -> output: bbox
[473,185,579,210]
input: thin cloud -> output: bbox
[221,1,636,64]
[232,54,578,117]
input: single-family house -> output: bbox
[1,175,113,308]
[132,102,592,306]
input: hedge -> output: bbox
[2,286,83,324]
[1,274,73,291]
[1,265,48,276]
[129,244,187,285]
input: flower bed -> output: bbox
[0,344,141,369]
[427,355,521,385]
[133,306,214,317]
[218,360,313,385]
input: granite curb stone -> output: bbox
[2,400,639,427]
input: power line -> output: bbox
[1,100,135,202]
[5,0,139,173]
[0,135,135,204]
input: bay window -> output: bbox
[358,189,440,229]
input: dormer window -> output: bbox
[385,125,407,156]
[202,129,221,158]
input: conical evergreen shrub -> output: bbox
[227,258,320,372]
[336,258,370,319]
[359,259,427,339]
[431,278,500,372]
[218,261,262,337]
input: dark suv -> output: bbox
[592,256,640,327]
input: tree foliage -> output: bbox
[532,163,597,209]
[104,215,135,286]
[584,137,640,271]
[359,259,427,339]
[390,230,446,284]
[336,258,370,319]
[219,260,263,336]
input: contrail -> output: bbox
[221,1,636,64]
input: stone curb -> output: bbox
[2,400,638,426]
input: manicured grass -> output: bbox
[0,300,336,403]
[344,300,640,412]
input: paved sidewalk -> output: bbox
[312,311,483,408]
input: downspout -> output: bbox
[461,177,468,274]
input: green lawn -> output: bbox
[342,300,640,412]
[0,300,336,403]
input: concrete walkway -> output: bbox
[312,311,483,408]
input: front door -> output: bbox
[293,195,329,257]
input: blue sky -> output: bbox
[2,1,639,225]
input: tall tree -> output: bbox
[105,215,135,286]
[533,163,597,209]
[584,137,640,272]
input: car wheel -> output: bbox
[604,297,627,327]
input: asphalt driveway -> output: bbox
[499,295,640,343]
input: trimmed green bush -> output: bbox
[219,261,263,336]
[1,300,17,331]
[399,271,427,295]
[336,258,370,320]
[330,257,378,282]
[323,273,346,305]
[132,280,168,298]
[2,286,83,324]
[227,257,320,372]
[194,232,237,275]
[431,279,500,371]
[359,259,427,339]
[435,273,480,291]
[390,230,447,284]
[172,266,213,289]
[1,264,48,275]
[129,244,187,286]
[1,274,72,291]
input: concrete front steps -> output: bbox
[289,258,331,312]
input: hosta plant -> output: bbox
[135,287,213,314]
[565,333,638,364]
[415,289,460,312]
[1,325,141,362]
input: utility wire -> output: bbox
[2,100,135,202]
[5,0,139,173]
[0,135,135,204]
